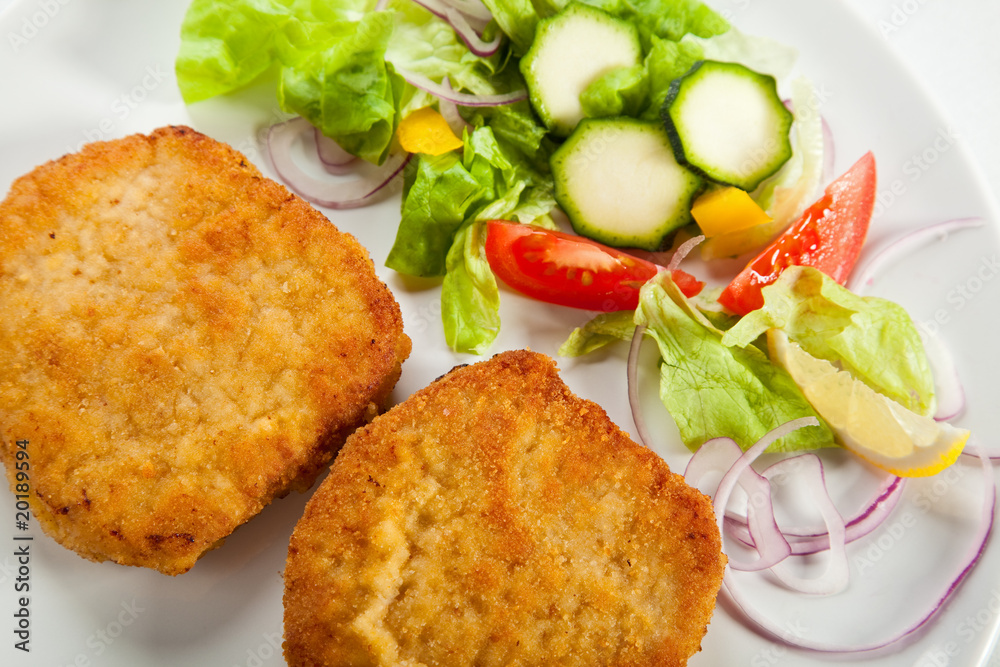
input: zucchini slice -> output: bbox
[661,60,793,191]
[520,3,641,137]
[551,117,702,250]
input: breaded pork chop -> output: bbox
[283,349,725,667]
[0,126,410,575]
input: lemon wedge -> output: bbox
[767,329,968,477]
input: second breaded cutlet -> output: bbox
[283,349,725,666]
[0,126,411,575]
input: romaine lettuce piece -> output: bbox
[722,266,936,416]
[482,0,729,54]
[278,12,404,164]
[177,0,519,165]
[388,126,555,352]
[387,124,554,279]
[679,27,798,81]
[636,273,834,452]
[387,151,488,278]
[559,310,637,357]
[442,223,501,354]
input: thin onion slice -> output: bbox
[684,419,851,587]
[267,118,410,210]
[410,0,489,29]
[407,0,499,54]
[683,437,793,572]
[705,418,821,541]
[313,127,359,174]
[763,455,849,595]
[445,7,502,56]
[440,0,493,23]
[667,234,705,272]
[395,67,527,107]
[438,77,472,137]
[724,473,905,556]
[722,440,996,653]
[849,217,985,295]
[627,325,653,450]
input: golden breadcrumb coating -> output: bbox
[283,349,724,666]
[0,126,410,575]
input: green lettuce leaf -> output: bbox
[636,273,834,452]
[480,0,540,53]
[584,0,729,45]
[679,27,798,81]
[580,64,649,119]
[176,0,297,104]
[639,35,704,119]
[559,310,637,357]
[387,150,488,278]
[461,100,555,172]
[722,266,936,416]
[278,12,404,164]
[389,125,555,351]
[442,223,501,353]
[387,124,554,280]
[177,0,520,165]
[481,0,728,55]
[176,0,370,103]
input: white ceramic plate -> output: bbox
[1,1,998,665]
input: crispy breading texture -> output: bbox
[283,349,725,667]
[0,126,411,575]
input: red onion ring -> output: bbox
[667,234,705,272]
[406,0,499,55]
[724,473,905,556]
[720,440,996,653]
[439,0,493,23]
[627,324,653,450]
[313,127,359,174]
[445,7,502,56]
[267,118,410,209]
[683,437,792,572]
[394,67,527,107]
[849,217,985,295]
[684,419,852,584]
[699,417,820,541]
[762,455,849,594]
[438,77,472,137]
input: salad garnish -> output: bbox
[175,0,995,655]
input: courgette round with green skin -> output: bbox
[551,117,703,250]
[520,2,642,137]
[661,60,794,191]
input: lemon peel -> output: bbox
[767,329,968,477]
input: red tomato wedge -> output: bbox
[718,152,877,316]
[484,220,704,312]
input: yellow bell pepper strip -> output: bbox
[396,106,464,156]
[690,186,773,238]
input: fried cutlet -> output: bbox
[0,126,411,575]
[282,349,725,666]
